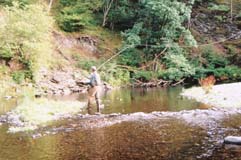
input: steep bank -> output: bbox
[191,0,241,65]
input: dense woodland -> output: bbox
[0,0,240,88]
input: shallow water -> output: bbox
[101,87,210,114]
[1,87,241,160]
[50,87,210,114]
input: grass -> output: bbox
[8,97,86,132]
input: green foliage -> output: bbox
[163,53,195,81]
[201,46,229,68]
[106,0,140,30]
[133,70,153,82]
[75,56,129,86]
[189,46,241,81]
[12,71,25,84]
[214,66,241,80]
[133,70,164,82]
[0,45,13,59]
[121,22,142,47]
[57,0,102,32]
[107,0,198,83]
[11,70,32,84]
[0,3,53,81]
[118,48,143,67]
[57,8,93,32]
[107,0,196,48]
[163,68,187,81]
[208,3,230,12]
[0,0,33,6]
[76,59,97,70]
[99,61,130,86]
[194,66,241,80]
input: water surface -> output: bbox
[51,87,210,114]
[1,87,241,160]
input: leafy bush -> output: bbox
[208,4,230,12]
[11,70,32,84]
[76,59,97,70]
[193,65,241,81]
[0,0,33,6]
[57,0,102,32]
[133,70,153,82]
[163,68,187,81]
[0,3,53,81]
[214,66,241,80]
[0,46,14,59]
[99,62,130,86]
[12,71,25,84]
[201,46,229,68]
[163,53,195,81]
[57,8,94,32]
[118,48,143,67]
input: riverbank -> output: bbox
[181,82,241,108]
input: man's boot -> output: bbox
[96,99,101,113]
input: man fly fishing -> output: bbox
[85,66,102,114]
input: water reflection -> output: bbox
[49,87,209,114]
[101,87,209,114]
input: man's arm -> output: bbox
[95,73,101,85]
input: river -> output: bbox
[0,87,241,160]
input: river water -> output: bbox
[50,87,210,114]
[1,87,241,160]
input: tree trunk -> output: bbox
[230,0,233,22]
[102,0,114,27]
[47,0,54,13]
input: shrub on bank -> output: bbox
[0,2,53,82]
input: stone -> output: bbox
[224,136,241,145]
[63,88,72,95]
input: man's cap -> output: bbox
[91,66,97,71]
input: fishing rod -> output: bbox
[97,46,132,71]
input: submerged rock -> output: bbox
[224,136,241,145]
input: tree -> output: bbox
[0,2,53,81]
[102,0,114,27]
[47,0,54,13]
[230,0,233,22]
